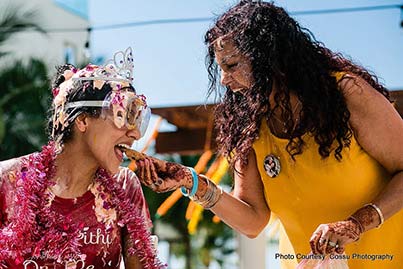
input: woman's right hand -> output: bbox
[134,156,193,193]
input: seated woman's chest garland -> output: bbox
[0,48,164,269]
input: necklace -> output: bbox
[0,142,165,269]
[263,100,301,178]
[268,100,301,136]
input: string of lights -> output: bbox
[0,4,402,33]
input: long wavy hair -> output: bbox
[205,0,390,168]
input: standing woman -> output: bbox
[135,1,403,268]
[0,48,165,269]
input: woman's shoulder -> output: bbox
[331,71,357,85]
[0,155,29,188]
[0,155,30,220]
[1,156,24,174]
[113,166,142,192]
[331,72,375,100]
[114,166,152,229]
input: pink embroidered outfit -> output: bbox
[0,143,161,268]
[0,47,164,268]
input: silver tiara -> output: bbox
[72,47,134,83]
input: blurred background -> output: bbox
[0,0,402,268]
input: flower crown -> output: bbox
[51,47,136,147]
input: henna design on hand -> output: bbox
[153,162,192,187]
[122,147,193,192]
[327,221,361,241]
[310,220,361,255]
[350,204,382,232]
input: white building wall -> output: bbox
[238,232,267,269]
[0,0,89,72]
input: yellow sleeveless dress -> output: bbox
[252,119,403,268]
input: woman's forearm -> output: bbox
[372,170,403,222]
[191,174,270,238]
[209,191,271,238]
[347,171,403,235]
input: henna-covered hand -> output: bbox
[309,204,382,255]
[309,220,361,255]
[123,147,193,192]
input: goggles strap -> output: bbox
[64,100,104,110]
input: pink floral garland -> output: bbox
[0,142,166,269]
[95,169,165,269]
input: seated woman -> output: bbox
[0,48,165,269]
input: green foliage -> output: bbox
[0,59,50,159]
[0,5,48,159]
[0,6,45,58]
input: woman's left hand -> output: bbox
[309,219,362,255]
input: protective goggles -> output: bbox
[64,90,151,138]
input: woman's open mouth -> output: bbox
[115,143,132,162]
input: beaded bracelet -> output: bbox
[180,167,199,197]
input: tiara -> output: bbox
[72,47,134,83]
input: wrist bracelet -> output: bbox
[180,167,198,197]
[192,175,223,209]
[204,185,223,209]
[365,203,385,227]
[347,215,365,234]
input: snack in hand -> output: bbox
[117,145,167,170]
[117,145,147,161]
[118,145,188,184]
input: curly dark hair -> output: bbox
[205,0,390,168]
[47,64,135,144]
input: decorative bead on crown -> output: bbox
[72,47,134,83]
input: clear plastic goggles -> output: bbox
[64,90,151,138]
[101,90,150,137]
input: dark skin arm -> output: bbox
[310,75,403,255]
[122,232,144,269]
[133,149,271,238]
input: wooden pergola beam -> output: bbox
[152,104,216,155]
[155,128,211,155]
[152,104,215,130]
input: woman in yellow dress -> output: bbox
[134,1,403,268]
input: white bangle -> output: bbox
[366,203,384,227]
[192,175,223,209]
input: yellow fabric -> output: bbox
[252,119,403,268]
[333,71,346,82]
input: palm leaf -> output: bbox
[0,108,5,143]
[0,59,50,159]
[0,6,46,56]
